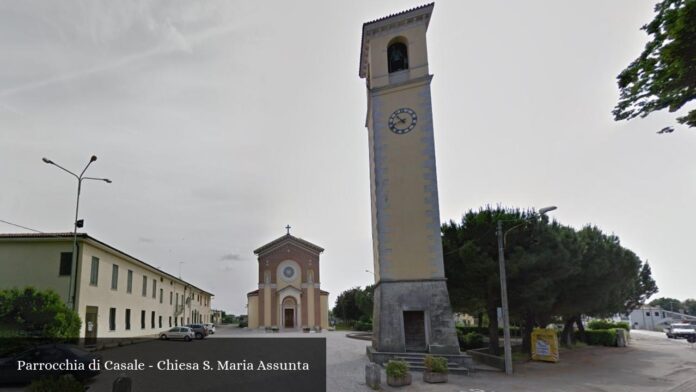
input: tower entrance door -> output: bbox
[403,311,426,352]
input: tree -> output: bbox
[628,262,659,310]
[649,297,683,311]
[443,207,519,355]
[443,207,659,353]
[683,299,696,315]
[613,0,696,131]
[332,287,363,323]
[0,287,81,338]
[355,285,374,321]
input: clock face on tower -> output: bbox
[388,108,417,134]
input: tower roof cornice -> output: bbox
[359,3,434,78]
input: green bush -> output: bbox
[587,320,629,331]
[579,329,618,346]
[0,287,81,338]
[385,360,409,378]
[457,331,485,350]
[424,355,448,373]
[354,321,372,331]
[238,321,248,328]
[456,325,521,337]
[27,375,84,392]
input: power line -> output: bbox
[0,219,43,233]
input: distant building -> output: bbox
[246,231,329,330]
[629,306,696,330]
[210,309,224,324]
[453,313,476,326]
[0,233,213,339]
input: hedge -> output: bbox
[457,331,485,350]
[587,320,630,331]
[456,326,521,337]
[577,328,618,346]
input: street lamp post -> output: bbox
[496,206,557,376]
[42,156,111,310]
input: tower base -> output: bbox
[372,279,460,354]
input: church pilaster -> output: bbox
[270,287,278,327]
[301,286,308,327]
[258,288,265,327]
[313,287,321,329]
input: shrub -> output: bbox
[587,320,626,330]
[424,355,448,374]
[354,321,372,331]
[238,321,248,328]
[385,360,409,378]
[456,325,521,337]
[0,287,81,338]
[27,375,84,392]
[458,331,485,350]
[587,320,630,332]
[580,329,618,346]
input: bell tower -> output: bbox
[360,3,461,356]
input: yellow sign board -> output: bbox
[531,328,559,362]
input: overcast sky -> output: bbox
[1,1,694,314]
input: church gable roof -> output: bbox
[277,285,302,296]
[253,234,324,256]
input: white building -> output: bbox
[0,233,213,339]
[629,306,696,330]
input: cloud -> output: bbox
[138,237,154,243]
[0,3,238,99]
[220,253,242,261]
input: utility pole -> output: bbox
[496,219,513,376]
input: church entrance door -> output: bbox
[281,296,297,329]
[284,309,294,328]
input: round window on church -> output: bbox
[282,266,296,280]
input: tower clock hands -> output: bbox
[388,108,417,134]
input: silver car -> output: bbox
[159,326,195,341]
[204,323,216,335]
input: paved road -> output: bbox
[372,329,696,392]
[206,327,696,392]
[5,327,694,391]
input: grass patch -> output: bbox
[512,351,530,362]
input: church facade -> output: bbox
[246,232,329,330]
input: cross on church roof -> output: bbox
[285,225,291,235]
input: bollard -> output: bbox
[112,376,132,392]
[616,329,627,347]
[365,363,381,390]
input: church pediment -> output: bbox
[253,234,324,256]
[277,285,302,296]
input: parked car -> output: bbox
[0,344,101,386]
[665,323,696,339]
[185,324,209,339]
[160,326,195,341]
[204,323,216,335]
